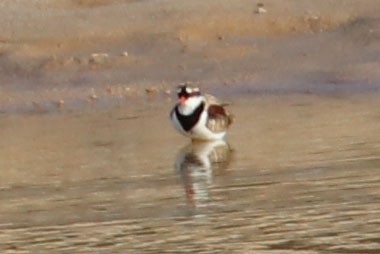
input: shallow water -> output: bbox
[1,94,380,253]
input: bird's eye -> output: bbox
[185,87,193,94]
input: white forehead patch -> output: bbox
[185,87,193,94]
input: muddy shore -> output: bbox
[1,0,380,111]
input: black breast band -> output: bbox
[175,102,205,131]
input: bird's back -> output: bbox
[204,94,233,133]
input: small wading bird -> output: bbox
[170,83,233,141]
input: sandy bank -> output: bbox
[0,0,380,111]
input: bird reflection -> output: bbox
[175,140,233,208]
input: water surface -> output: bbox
[0,94,380,253]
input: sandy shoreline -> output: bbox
[0,0,380,112]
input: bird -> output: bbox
[170,83,233,141]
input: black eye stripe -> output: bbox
[178,90,188,98]
[178,91,201,98]
[177,86,201,98]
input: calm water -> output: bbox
[0,94,380,253]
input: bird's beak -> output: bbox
[178,96,187,104]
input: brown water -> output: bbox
[1,93,380,253]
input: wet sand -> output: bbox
[1,0,380,110]
[1,0,380,253]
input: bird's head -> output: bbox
[176,83,204,115]
[177,83,202,104]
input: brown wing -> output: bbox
[206,104,233,133]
